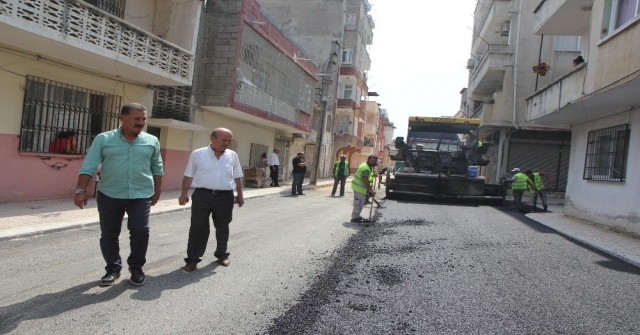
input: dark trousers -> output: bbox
[292,173,305,195]
[96,191,151,272]
[331,175,347,196]
[185,189,234,263]
[270,165,279,186]
[533,189,548,210]
[513,190,525,208]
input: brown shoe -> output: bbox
[183,262,198,272]
[217,258,231,266]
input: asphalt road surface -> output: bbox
[1,188,639,334]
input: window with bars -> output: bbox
[83,0,127,19]
[19,76,121,155]
[583,124,630,182]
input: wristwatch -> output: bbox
[75,188,86,194]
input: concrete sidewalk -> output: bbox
[0,177,341,242]
[512,192,640,268]
[2,182,638,269]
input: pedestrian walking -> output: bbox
[351,155,378,222]
[179,128,244,272]
[506,168,534,209]
[331,154,350,196]
[74,102,164,287]
[291,152,310,196]
[269,148,280,187]
[525,170,551,212]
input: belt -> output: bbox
[195,188,233,194]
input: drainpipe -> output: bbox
[504,0,524,179]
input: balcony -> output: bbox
[472,94,513,128]
[526,64,640,126]
[337,98,359,110]
[235,85,298,123]
[470,45,511,95]
[473,0,512,49]
[533,0,592,35]
[363,123,376,135]
[363,137,374,147]
[334,132,364,149]
[0,0,193,85]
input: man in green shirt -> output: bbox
[331,154,350,196]
[74,103,164,287]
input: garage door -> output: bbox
[507,141,570,192]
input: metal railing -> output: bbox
[83,0,126,19]
[235,85,298,123]
[471,44,510,80]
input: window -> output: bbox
[342,48,353,64]
[20,76,121,154]
[339,116,350,133]
[83,0,127,19]
[343,84,353,100]
[555,36,581,51]
[583,124,630,182]
[345,14,357,30]
[602,0,640,36]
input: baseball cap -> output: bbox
[511,168,520,172]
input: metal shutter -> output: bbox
[507,141,570,191]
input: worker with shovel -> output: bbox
[506,168,535,209]
[351,155,378,223]
[525,170,551,212]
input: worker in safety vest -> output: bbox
[506,168,534,209]
[525,170,551,212]
[331,155,350,197]
[351,155,378,222]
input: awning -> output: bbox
[146,118,210,131]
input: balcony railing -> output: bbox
[236,85,298,123]
[0,0,193,83]
[363,137,374,147]
[471,44,510,81]
[475,0,496,42]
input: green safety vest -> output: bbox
[334,161,350,176]
[512,172,530,190]
[528,173,545,192]
[351,162,374,195]
[477,140,483,148]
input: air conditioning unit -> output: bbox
[466,59,475,69]
[500,21,511,36]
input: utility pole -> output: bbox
[310,41,340,185]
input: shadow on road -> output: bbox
[0,264,217,333]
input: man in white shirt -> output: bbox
[179,128,244,271]
[269,148,281,187]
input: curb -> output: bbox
[0,183,334,242]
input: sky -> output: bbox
[367,0,478,138]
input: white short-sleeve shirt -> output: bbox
[269,152,280,166]
[184,146,244,190]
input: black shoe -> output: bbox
[99,270,121,287]
[299,193,305,196]
[129,267,146,286]
[350,217,364,223]
[331,193,335,196]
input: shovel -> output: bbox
[518,192,538,214]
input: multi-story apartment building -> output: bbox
[260,0,376,175]
[334,0,375,171]
[459,0,572,192]
[258,0,346,181]
[526,0,640,235]
[0,0,201,201]
[189,0,319,183]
